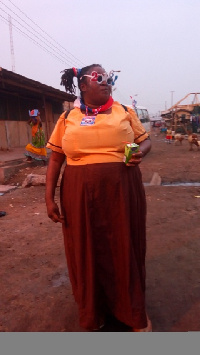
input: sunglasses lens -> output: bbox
[107,77,113,85]
[97,75,103,83]
[95,74,112,84]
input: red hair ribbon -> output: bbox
[72,67,78,77]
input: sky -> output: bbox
[1,0,200,116]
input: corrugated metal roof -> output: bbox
[0,67,76,102]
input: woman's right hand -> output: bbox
[46,200,64,223]
[45,151,66,223]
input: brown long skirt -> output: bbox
[60,162,147,330]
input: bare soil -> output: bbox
[1,129,200,332]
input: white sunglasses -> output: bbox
[79,71,113,85]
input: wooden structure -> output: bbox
[161,93,200,133]
[0,67,76,149]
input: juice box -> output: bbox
[123,143,139,164]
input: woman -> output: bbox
[25,109,47,163]
[45,64,152,331]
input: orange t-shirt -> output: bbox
[46,101,149,165]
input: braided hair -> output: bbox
[60,64,102,94]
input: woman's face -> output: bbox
[80,66,112,106]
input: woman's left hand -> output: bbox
[127,138,152,166]
[126,151,143,166]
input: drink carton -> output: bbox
[123,143,139,164]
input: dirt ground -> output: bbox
[1,130,200,332]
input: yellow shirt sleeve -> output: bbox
[126,106,149,144]
[46,111,67,154]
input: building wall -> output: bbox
[176,110,191,120]
[0,121,31,149]
[0,121,7,149]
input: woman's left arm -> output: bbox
[138,137,151,157]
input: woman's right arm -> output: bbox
[45,150,66,223]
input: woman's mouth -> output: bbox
[100,86,110,92]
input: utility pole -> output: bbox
[170,91,175,130]
[170,91,174,107]
[8,15,15,72]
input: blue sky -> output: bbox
[1,0,200,115]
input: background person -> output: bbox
[25,109,47,164]
[166,128,172,144]
[45,64,152,331]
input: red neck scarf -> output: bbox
[80,96,114,115]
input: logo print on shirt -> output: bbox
[80,116,96,126]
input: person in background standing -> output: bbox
[166,128,172,143]
[25,109,47,164]
[45,64,152,332]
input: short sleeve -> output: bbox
[126,106,149,144]
[46,112,66,154]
